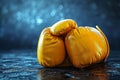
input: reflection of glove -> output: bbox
[65,26,110,68]
[37,19,77,67]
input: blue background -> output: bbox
[0,0,120,50]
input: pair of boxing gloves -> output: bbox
[37,19,110,68]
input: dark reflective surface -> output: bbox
[0,50,120,80]
[37,64,109,80]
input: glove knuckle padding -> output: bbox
[65,27,109,68]
[37,28,65,67]
[50,19,78,36]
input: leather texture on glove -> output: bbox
[65,26,110,68]
[37,28,66,67]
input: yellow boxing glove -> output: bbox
[65,26,110,68]
[37,19,78,67]
[50,19,78,67]
[37,28,65,67]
